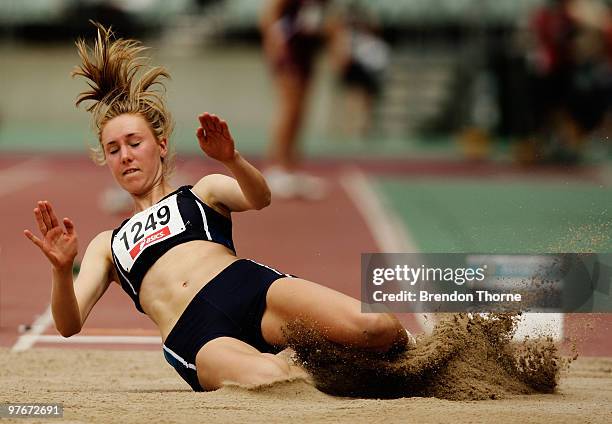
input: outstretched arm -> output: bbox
[24,201,113,337]
[193,113,271,213]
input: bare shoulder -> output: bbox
[86,230,113,258]
[94,230,121,283]
[192,174,225,200]
[192,174,232,216]
[78,230,118,286]
[91,230,113,245]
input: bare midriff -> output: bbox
[137,240,238,342]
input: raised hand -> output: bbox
[196,113,236,163]
[23,201,78,271]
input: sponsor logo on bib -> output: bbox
[129,226,171,259]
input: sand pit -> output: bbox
[0,349,611,423]
[2,313,612,424]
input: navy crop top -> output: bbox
[110,185,235,313]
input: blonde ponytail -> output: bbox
[73,22,175,176]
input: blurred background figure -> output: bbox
[1,0,610,175]
[329,0,389,139]
[518,0,612,164]
[260,0,333,200]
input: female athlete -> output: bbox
[24,23,411,391]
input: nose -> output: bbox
[119,145,133,163]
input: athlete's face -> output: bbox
[101,113,168,194]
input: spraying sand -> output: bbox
[285,313,565,400]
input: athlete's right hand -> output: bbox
[24,201,78,271]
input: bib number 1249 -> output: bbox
[113,194,186,271]
[119,205,170,251]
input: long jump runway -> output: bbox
[0,154,427,352]
[1,154,611,356]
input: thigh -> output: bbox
[195,336,291,390]
[261,277,366,346]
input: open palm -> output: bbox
[196,113,236,163]
[24,201,78,270]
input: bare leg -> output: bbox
[261,278,408,351]
[270,72,311,171]
[195,337,308,390]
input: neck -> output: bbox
[131,179,174,212]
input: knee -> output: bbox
[198,352,292,390]
[246,353,292,386]
[351,313,402,350]
[360,313,400,339]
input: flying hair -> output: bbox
[72,21,175,176]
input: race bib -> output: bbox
[112,194,186,271]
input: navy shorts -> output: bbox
[162,259,292,391]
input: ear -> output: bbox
[159,137,168,159]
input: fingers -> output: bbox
[34,207,47,234]
[197,112,206,127]
[38,201,57,230]
[203,113,216,134]
[23,229,44,249]
[198,113,224,134]
[44,201,60,228]
[197,113,210,132]
[38,201,52,229]
[220,120,230,138]
[212,116,222,132]
[197,114,210,143]
[33,201,66,236]
[63,218,76,236]
[196,126,206,143]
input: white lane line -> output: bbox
[0,158,48,197]
[20,335,161,345]
[339,168,418,253]
[339,168,432,333]
[10,306,162,350]
[11,304,53,352]
[340,168,563,340]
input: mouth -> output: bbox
[122,168,140,176]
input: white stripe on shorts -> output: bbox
[247,259,291,277]
[163,345,197,370]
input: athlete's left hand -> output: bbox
[196,113,237,163]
